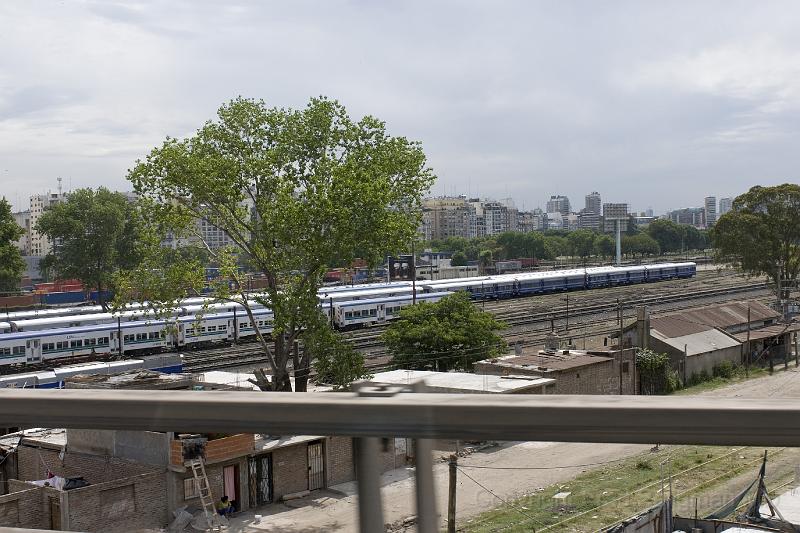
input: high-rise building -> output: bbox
[719,197,733,216]
[584,192,601,215]
[577,209,600,231]
[546,195,571,216]
[666,207,706,228]
[517,208,546,232]
[602,203,629,233]
[421,196,476,240]
[28,191,67,257]
[704,196,717,227]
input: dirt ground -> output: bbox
[223,366,800,532]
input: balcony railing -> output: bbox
[0,384,797,532]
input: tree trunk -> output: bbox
[271,335,293,391]
[294,341,311,392]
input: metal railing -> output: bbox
[0,386,798,532]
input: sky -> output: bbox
[1,1,799,214]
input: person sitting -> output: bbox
[216,496,234,517]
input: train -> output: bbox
[0,262,695,370]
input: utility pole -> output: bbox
[746,305,751,378]
[412,243,417,305]
[448,454,457,533]
[565,293,569,333]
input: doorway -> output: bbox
[223,464,240,510]
[308,441,325,491]
[248,455,272,506]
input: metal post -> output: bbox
[413,381,437,533]
[615,219,621,266]
[447,454,457,533]
[746,305,751,377]
[412,243,417,305]
[355,437,385,533]
[565,293,569,333]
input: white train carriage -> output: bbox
[318,285,417,305]
[178,313,234,347]
[334,292,450,328]
[0,321,11,334]
[0,333,29,365]
[233,308,275,340]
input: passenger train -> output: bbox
[0,262,695,371]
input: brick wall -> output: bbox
[64,471,168,532]
[272,443,308,500]
[169,434,254,466]
[0,482,53,529]
[17,445,156,484]
[326,437,355,486]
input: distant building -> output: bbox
[666,207,706,228]
[28,191,67,257]
[602,203,629,233]
[719,197,733,216]
[645,208,654,217]
[421,196,475,240]
[11,210,30,255]
[584,192,601,215]
[577,209,600,231]
[546,195,571,216]
[704,196,717,227]
[517,209,546,232]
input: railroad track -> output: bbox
[184,276,773,372]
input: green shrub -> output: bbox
[712,360,736,379]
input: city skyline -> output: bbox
[2,2,799,212]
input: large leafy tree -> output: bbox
[567,229,597,264]
[0,198,25,292]
[713,184,800,300]
[382,292,507,371]
[122,96,434,391]
[647,219,684,253]
[622,233,660,259]
[35,188,139,308]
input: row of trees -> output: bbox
[434,222,710,267]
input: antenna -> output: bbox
[57,177,63,196]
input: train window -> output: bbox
[219,325,227,331]
[208,326,217,332]
[124,335,134,343]
[136,333,146,341]
[85,338,96,346]
[12,346,25,355]
[0,348,10,356]
[345,312,352,319]
[370,309,377,316]
[70,340,82,348]
[43,343,55,352]
[56,341,67,350]
[99,337,109,345]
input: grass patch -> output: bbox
[460,446,777,533]
[673,366,769,395]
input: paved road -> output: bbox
[224,366,800,532]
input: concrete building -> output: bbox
[585,191,601,215]
[577,209,600,231]
[546,195,571,216]
[704,196,717,227]
[517,209,546,232]
[666,207,706,228]
[618,301,800,381]
[421,196,476,240]
[719,197,733,216]
[368,369,554,394]
[11,210,30,255]
[28,191,67,257]
[602,203,629,233]
[475,348,637,395]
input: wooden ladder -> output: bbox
[187,457,222,531]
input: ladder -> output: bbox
[187,457,222,531]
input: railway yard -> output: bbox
[183,267,772,373]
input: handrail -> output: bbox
[0,388,797,446]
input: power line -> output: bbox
[456,466,545,531]
[457,457,627,471]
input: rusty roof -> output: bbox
[485,352,613,372]
[732,322,800,342]
[650,315,714,338]
[656,300,779,334]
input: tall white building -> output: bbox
[704,196,717,227]
[584,192,601,215]
[12,210,31,255]
[719,197,733,216]
[546,195,571,216]
[28,191,67,257]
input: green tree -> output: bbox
[35,188,140,308]
[594,234,615,260]
[647,219,683,253]
[636,348,677,395]
[713,184,800,300]
[0,198,25,292]
[478,249,493,274]
[120,96,434,391]
[543,234,567,260]
[450,250,468,266]
[622,233,660,259]
[567,229,596,264]
[382,292,507,371]
[305,324,371,390]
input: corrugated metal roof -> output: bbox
[651,328,740,356]
[651,316,714,338]
[662,300,778,331]
[732,322,800,342]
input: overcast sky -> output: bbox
[1,1,799,214]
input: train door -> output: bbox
[26,340,41,364]
[377,304,386,323]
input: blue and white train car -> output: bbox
[0,321,11,335]
[333,292,450,328]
